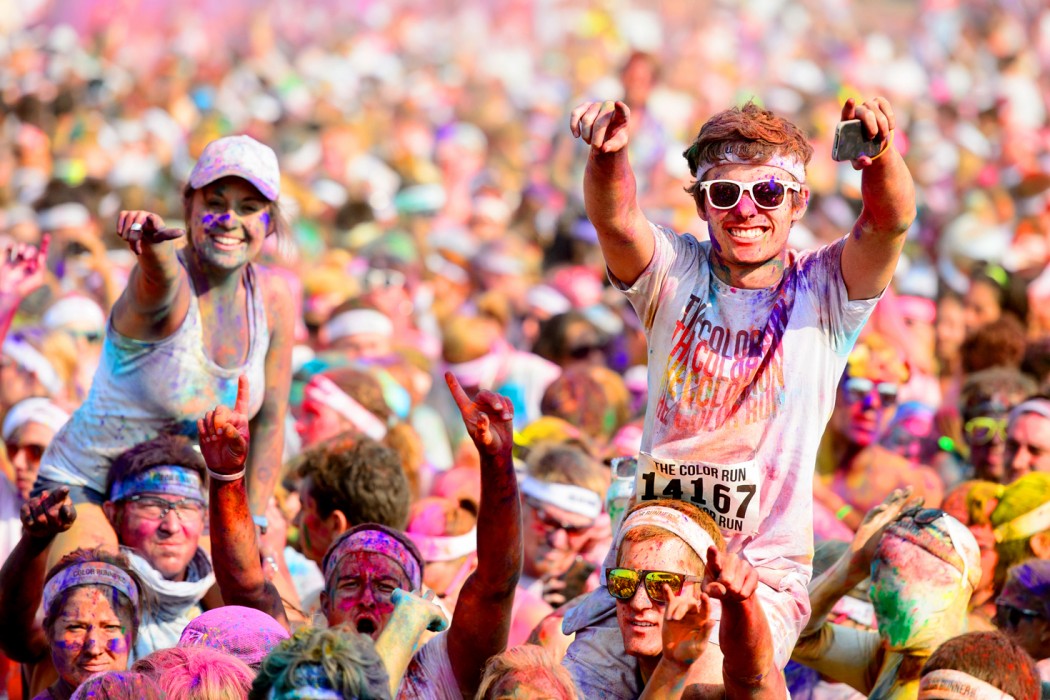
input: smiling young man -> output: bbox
[564,96,915,696]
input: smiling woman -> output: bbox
[32,134,295,571]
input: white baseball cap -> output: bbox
[188,135,281,201]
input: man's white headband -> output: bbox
[994,498,1050,544]
[304,376,388,441]
[1,397,69,441]
[324,309,393,343]
[918,670,1015,700]
[2,337,62,395]
[521,476,602,520]
[407,528,478,562]
[614,506,718,564]
[693,151,806,184]
[1007,398,1050,428]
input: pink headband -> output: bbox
[324,527,423,592]
[304,376,388,441]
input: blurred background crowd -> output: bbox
[2,0,1050,697]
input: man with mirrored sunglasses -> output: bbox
[567,91,916,689]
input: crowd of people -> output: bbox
[1,0,1050,698]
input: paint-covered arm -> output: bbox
[444,372,522,696]
[0,488,76,662]
[803,488,914,635]
[569,100,655,286]
[0,235,50,346]
[110,210,190,341]
[245,270,294,517]
[199,377,290,630]
[839,97,917,301]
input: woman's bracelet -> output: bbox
[207,467,245,482]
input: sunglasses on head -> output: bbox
[964,416,1007,446]
[606,567,704,604]
[698,178,801,210]
[843,377,898,406]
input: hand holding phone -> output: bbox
[832,120,884,162]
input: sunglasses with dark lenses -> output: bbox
[964,416,1007,446]
[4,442,45,461]
[995,603,1043,629]
[843,377,899,407]
[698,179,802,210]
[606,568,703,604]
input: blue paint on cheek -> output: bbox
[201,213,217,227]
[260,211,272,229]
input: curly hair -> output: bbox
[105,433,207,500]
[249,626,390,700]
[921,631,1040,700]
[298,433,410,529]
[683,101,813,207]
[960,315,1027,374]
[43,547,146,647]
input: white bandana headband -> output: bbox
[407,528,478,562]
[1,397,70,441]
[521,476,603,520]
[1007,398,1050,429]
[918,670,1015,700]
[43,561,139,613]
[693,151,807,184]
[614,506,718,566]
[324,309,394,343]
[994,498,1050,544]
[304,375,388,441]
[2,337,63,395]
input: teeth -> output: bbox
[214,236,242,246]
[728,228,765,240]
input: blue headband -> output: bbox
[110,466,204,502]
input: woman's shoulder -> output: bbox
[252,263,296,319]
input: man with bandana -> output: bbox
[565,95,915,696]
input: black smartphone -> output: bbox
[832,119,884,162]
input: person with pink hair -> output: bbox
[133,646,254,700]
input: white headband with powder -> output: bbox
[994,498,1050,544]
[918,670,1015,700]
[2,337,63,395]
[521,476,603,519]
[614,506,718,564]
[694,151,806,183]
[1,397,70,441]
[324,309,393,342]
[407,528,478,562]
[1007,398,1050,428]
[304,375,388,441]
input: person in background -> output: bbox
[1004,398,1050,482]
[474,645,577,700]
[994,560,1050,686]
[918,631,1041,700]
[958,368,1037,483]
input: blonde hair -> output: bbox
[474,645,575,700]
[134,647,254,700]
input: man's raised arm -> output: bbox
[570,100,655,286]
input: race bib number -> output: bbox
[637,453,762,536]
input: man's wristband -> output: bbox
[207,467,245,482]
[835,504,854,521]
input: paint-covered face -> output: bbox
[487,669,573,700]
[869,535,966,650]
[115,492,203,581]
[322,551,411,639]
[696,163,807,289]
[615,538,700,660]
[1004,413,1050,482]
[4,420,56,500]
[522,498,597,579]
[839,367,900,448]
[295,395,351,449]
[49,586,131,688]
[188,177,272,271]
[296,476,338,563]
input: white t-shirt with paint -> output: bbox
[618,222,879,647]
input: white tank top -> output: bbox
[38,262,269,497]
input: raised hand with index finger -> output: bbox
[116,210,185,256]
[20,486,77,541]
[1,234,50,301]
[703,547,759,604]
[198,375,251,478]
[444,371,513,457]
[569,100,632,154]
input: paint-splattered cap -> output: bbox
[189,135,280,201]
[322,523,423,592]
[178,605,290,668]
[885,509,982,590]
[997,560,1050,620]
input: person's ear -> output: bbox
[1029,531,1050,559]
[320,590,330,619]
[791,187,810,223]
[695,195,710,223]
[330,509,349,536]
[102,500,118,527]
